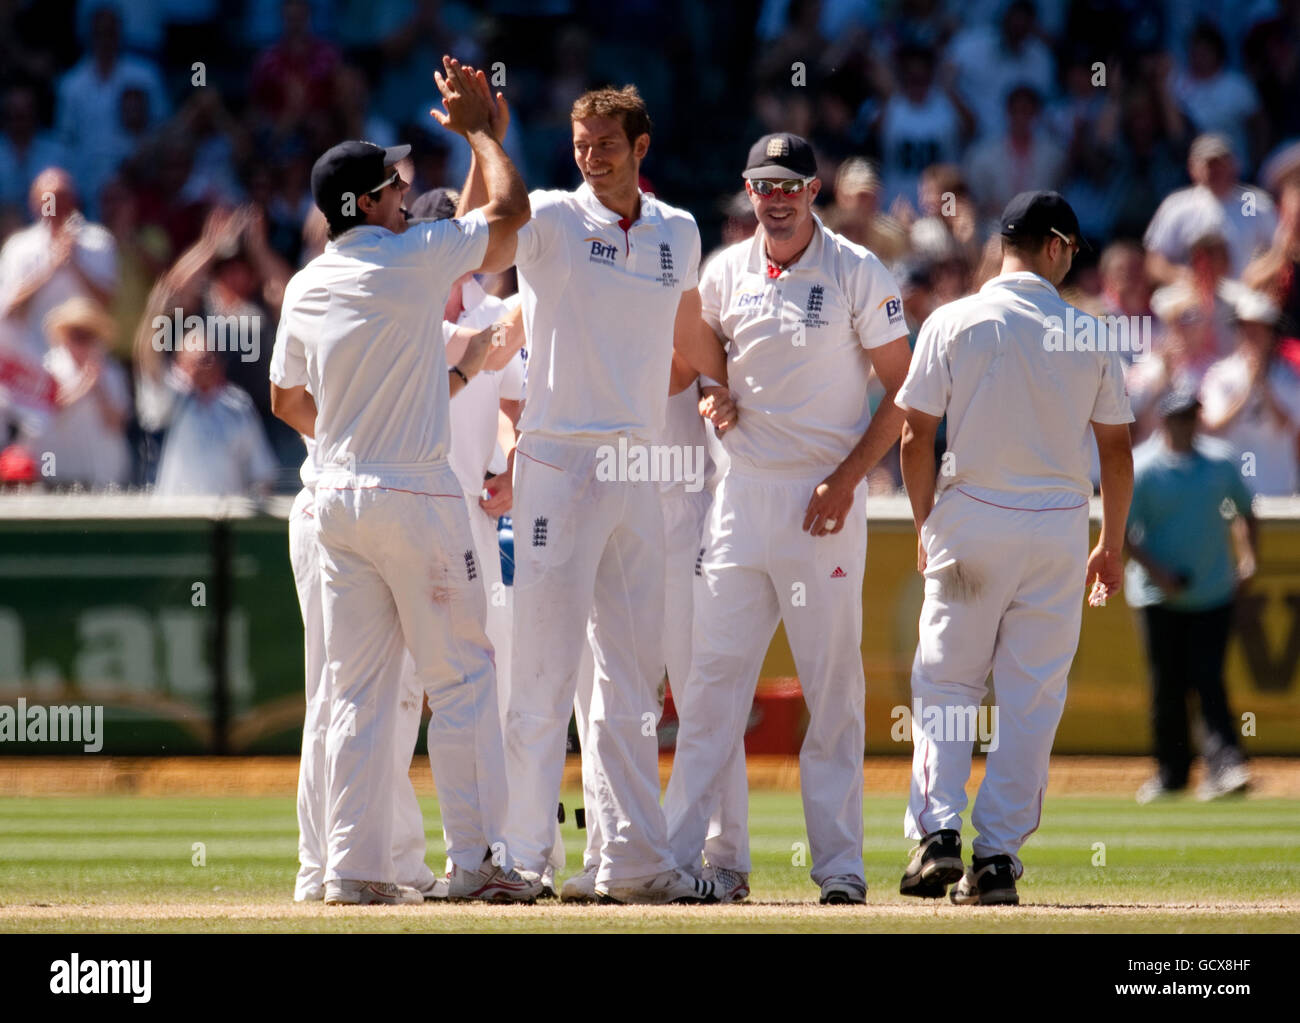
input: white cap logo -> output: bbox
[766,137,790,158]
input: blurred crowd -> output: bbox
[1,0,1300,497]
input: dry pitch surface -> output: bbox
[1,758,1297,933]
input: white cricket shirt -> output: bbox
[442,277,522,494]
[513,183,700,439]
[700,215,906,476]
[896,271,1134,508]
[270,211,488,476]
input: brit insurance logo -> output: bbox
[879,294,904,326]
[801,283,829,328]
[585,235,618,267]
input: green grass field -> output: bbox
[1,791,1296,933]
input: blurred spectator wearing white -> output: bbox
[1151,231,1252,362]
[1200,290,1300,496]
[965,84,1066,221]
[55,6,167,218]
[38,296,130,487]
[0,85,66,221]
[1127,283,1220,441]
[1172,22,1265,169]
[1098,240,1154,340]
[943,0,1054,139]
[0,169,118,360]
[135,331,277,497]
[1144,133,1277,283]
[873,45,970,210]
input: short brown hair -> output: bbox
[571,85,652,144]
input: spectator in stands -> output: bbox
[135,204,293,467]
[872,44,970,210]
[964,84,1066,221]
[1126,387,1255,804]
[1245,141,1300,347]
[135,329,277,497]
[249,0,341,142]
[38,295,130,488]
[1172,21,1265,170]
[55,5,167,218]
[0,85,66,223]
[1127,283,1218,442]
[1200,290,1300,496]
[1144,133,1277,284]
[0,168,118,360]
[943,0,1055,139]
[822,158,907,263]
[1098,240,1154,367]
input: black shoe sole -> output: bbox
[900,857,965,898]
[950,886,1019,906]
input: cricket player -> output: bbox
[283,431,445,901]
[269,57,539,905]
[456,84,723,903]
[560,382,741,903]
[895,191,1133,905]
[662,132,912,905]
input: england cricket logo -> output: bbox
[532,516,548,547]
[657,242,679,288]
[802,284,828,328]
[464,549,477,582]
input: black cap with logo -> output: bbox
[999,190,1090,250]
[742,133,818,180]
[311,140,411,228]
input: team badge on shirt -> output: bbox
[801,284,829,328]
[657,242,679,288]
[879,295,904,325]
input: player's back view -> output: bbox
[894,191,1134,906]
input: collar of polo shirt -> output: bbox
[575,181,661,227]
[980,269,1060,295]
[746,211,830,276]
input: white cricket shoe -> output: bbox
[448,855,544,903]
[818,874,867,905]
[559,864,599,903]
[410,875,449,900]
[324,879,424,905]
[705,866,750,903]
[596,868,718,905]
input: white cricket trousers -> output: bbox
[315,464,508,882]
[506,432,674,884]
[664,469,869,885]
[905,489,1089,875]
[460,490,512,725]
[574,487,748,872]
[288,488,434,896]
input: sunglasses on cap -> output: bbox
[750,178,813,197]
[1049,227,1080,252]
[367,170,403,196]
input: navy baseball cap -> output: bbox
[999,190,1090,250]
[311,140,411,227]
[743,133,818,180]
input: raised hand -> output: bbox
[430,55,494,137]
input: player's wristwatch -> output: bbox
[450,365,469,385]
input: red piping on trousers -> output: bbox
[517,450,565,472]
[955,488,1088,512]
[316,484,462,499]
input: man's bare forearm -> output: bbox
[1097,446,1133,551]
[469,128,527,222]
[836,396,904,487]
[456,152,488,217]
[899,420,938,532]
